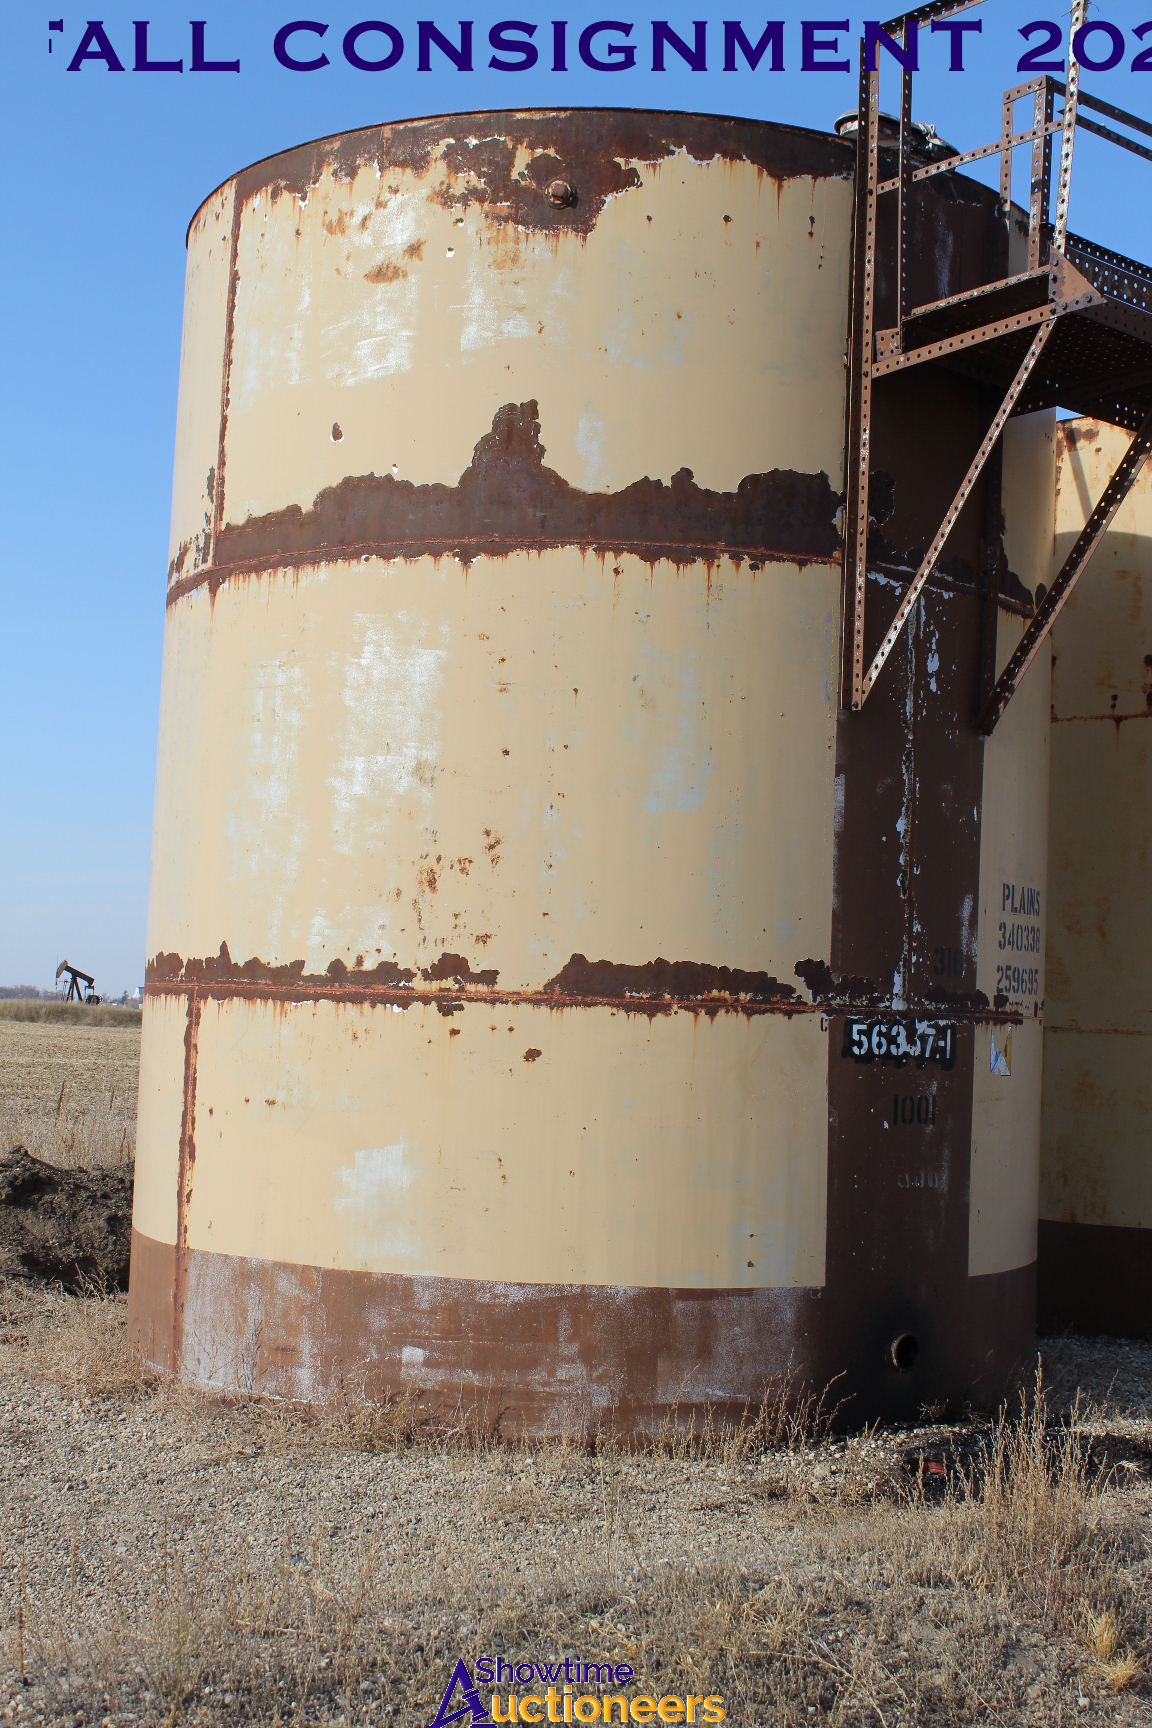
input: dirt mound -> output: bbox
[0,1144,132,1289]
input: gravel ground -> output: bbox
[1,1284,1151,1728]
[1040,1338,1152,1427]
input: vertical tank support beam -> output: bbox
[999,87,1014,278]
[842,46,880,711]
[1028,78,1056,269]
[978,406,1152,734]
[1053,0,1085,254]
[977,425,1005,717]
[897,53,913,339]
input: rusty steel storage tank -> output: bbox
[129,109,1053,1431]
[1039,417,1152,1337]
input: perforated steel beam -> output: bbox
[872,304,1053,374]
[1053,0,1086,254]
[977,406,1152,733]
[842,49,881,710]
[897,53,913,339]
[1027,79,1055,269]
[883,0,985,31]
[1076,86,1152,144]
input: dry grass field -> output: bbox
[0,1005,140,1168]
[1,1017,1151,1727]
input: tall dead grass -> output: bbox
[0,1000,141,1027]
[650,1362,844,1467]
[0,1085,135,1169]
[970,1372,1101,1621]
[13,1282,146,1401]
[881,1371,1148,1703]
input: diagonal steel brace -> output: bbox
[977,405,1152,734]
[856,318,1056,707]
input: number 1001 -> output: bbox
[893,1093,937,1127]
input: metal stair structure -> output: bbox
[842,0,1152,730]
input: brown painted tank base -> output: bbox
[1037,1220,1152,1341]
[128,1229,1036,1434]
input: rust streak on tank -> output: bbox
[420,952,499,987]
[543,953,798,1004]
[794,958,1019,1022]
[128,1227,1036,1434]
[364,260,407,284]
[209,184,242,566]
[149,943,415,989]
[187,111,854,246]
[146,944,808,1018]
[169,402,840,603]
[143,947,1022,1026]
[172,988,202,1371]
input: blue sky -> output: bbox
[1,0,1148,995]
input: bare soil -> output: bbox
[0,1148,132,1289]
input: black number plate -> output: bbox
[841,1017,958,1070]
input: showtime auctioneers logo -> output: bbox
[426,1657,725,1728]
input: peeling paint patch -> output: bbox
[328,614,448,856]
[544,954,796,1005]
[990,1025,1013,1076]
[145,945,815,1017]
[189,401,840,594]
[190,110,853,243]
[147,942,415,989]
[421,952,498,987]
[336,1141,414,1206]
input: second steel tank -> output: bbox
[1039,417,1152,1336]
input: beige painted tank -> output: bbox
[130,110,1056,1431]
[1039,418,1152,1337]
